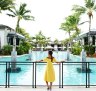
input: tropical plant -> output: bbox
[0,0,14,13]
[7,3,34,33]
[54,39,59,45]
[60,18,73,50]
[60,13,82,51]
[7,3,34,51]
[72,0,96,54]
[72,0,96,36]
[83,45,95,56]
[18,27,30,39]
[1,45,12,55]
[18,40,32,54]
[66,13,81,36]
[61,39,70,48]
[72,42,82,55]
[32,31,50,48]
[71,32,78,39]
[16,45,25,55]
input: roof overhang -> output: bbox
[7,32,25,39]
[74,30,96,40]
[0,24,14,31]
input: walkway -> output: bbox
[0,87,96,91]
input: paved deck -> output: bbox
[0,87,96,91]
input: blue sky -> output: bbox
[0,0,96,40]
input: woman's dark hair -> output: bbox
[48,51,53,62]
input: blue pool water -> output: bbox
[0,51,96,86]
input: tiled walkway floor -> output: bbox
[0,87,96,91]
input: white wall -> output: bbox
[82,39,84,45]
[0,28,13,48]
[4,29,9,46]
[0,30,5,48]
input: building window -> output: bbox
[16,38,19,45]
[92,36,95,45]
[84,37,88,45]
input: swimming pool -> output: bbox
[0,51,96,86]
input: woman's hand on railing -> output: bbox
[56,62,60,64]
[35,61,38,62]
[61,60,65,62]
[56,60,65,64]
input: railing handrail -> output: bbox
[0,61,96,63]
[0,61,96,88]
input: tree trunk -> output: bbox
[13,18,20,50]
[89,16,91,33]
[16,18,20,33]
[68,32,71,51]
[11,18,20,70]
[88,16,91,55]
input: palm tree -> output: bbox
[7,3,34,50]
[67,13,81,36]
[0,0,14,13]
[32,31,51,50]
[6,3,34,71]
[54,39,59,45]
[32,31,45,48]
[60,19,73,50]
[18,27,30,38]
[61,39,69,50]
[7,3,34,33]
[72,0,96,39]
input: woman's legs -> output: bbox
[46,81,53,89]
[50,82,52,89]
[46,81,49,88]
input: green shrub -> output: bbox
[72,42,82,55]
[16,45,25,55]
[17,41,32,55]
[0,40,33,55]
[83,45,95,56]
[1,45,12,55]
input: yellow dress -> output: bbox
[43,57,57,82]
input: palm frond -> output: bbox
[72,5,86,14]
[23,15,35,20]
[0,0,14,10]
[79,20,89,25]
[23,10,31,15]
[19,3,27,15]
[7,14,15,17]
[93,5,96,11]
[8,8,17,16]
[85,0,95,8]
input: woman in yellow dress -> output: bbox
[37,51,60,90]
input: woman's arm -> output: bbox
[36,60,43,62]
[56,61,61,63]
[56,60,65,64]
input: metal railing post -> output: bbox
[86,62,88,88]
[59,63,61,88]
[32,62,34,88]
[34,62,36,88]
[5,62,8,88]
[8,62,10,88]
[88,62,90,88]
[62,62,63,88]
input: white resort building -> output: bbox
[0,24,24,49]
[75,29,96,53]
